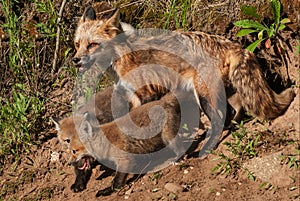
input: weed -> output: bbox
[0,84,44,164]
[234,0,290,52]
[280,148,300,170]
[150,171,163,181]
[212,121,261,177]
[163,0,192,30]
[259,181,273,190]
[0,0,58,165]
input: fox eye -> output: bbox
[87,42,100,50]
[74,42,79,49]
[64,139,70,143]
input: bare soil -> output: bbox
[1,0,299,200]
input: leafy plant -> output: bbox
[0,0,56,165]
[280,148,300,170]
[234,0,290,52]
[212,121,261,177]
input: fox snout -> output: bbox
[72,57,81,65]
[72,54,93,72]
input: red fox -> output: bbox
[72,6,295,156]
[53,91,199,196]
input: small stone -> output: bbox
[125,188,132,195]
[50,151,60,162]
[183,170,189,174]
[164,183,184,194]
[152,188,161,192]
[216,192,221,196]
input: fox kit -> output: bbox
[53,86,123,192]
[53,91,199,196]
[72,7,295,155]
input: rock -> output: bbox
[164,183,184,194]
[243,152,293,186]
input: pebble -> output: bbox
[50,151,60,162]
[164,183,184,194]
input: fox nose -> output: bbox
[72,57,81,64]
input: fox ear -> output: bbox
[80,6,96,23]
[51,117,60,131]
[103,8,121,30]
[79,113,94,139]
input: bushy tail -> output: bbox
[230,50,295,119]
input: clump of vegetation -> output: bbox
[211,121,261,180]
[280,148,300,170]
[234,0,290,52]
[0,0,71,167]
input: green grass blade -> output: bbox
[278,24,286,31]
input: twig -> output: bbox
[97,0,144,15]
[52,0,67,74]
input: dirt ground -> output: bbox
[1,90,299,201]
[1,0,299,200]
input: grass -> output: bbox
[163,0,192,30]
[0,0,61,167]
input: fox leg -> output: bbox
[227,93,244,123]
[112,172,128,189]
[71,159,93,192]
[95,172,128,197]
[96,158,130,197]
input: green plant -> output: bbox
[259,181,275,190]
[211,152,239,175]
[234,0,290,52]
[223,122,260,158]
[163,0,191,30]
[212,121,261,176]
[150,171,163,181]
[280,149,300,170]
[0,84,44,162]
[0,0,57,165]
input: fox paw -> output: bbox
[71,183,86,192]
[96,187,115,197]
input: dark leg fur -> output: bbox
[198,96,225,158]
[71,162,93,192]
[70,157,97,192]
[96,172,128,197]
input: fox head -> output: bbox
[52,116,96,170]
[72,6,124,72]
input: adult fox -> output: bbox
[72,6,295,155]
[53,91,199,196]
